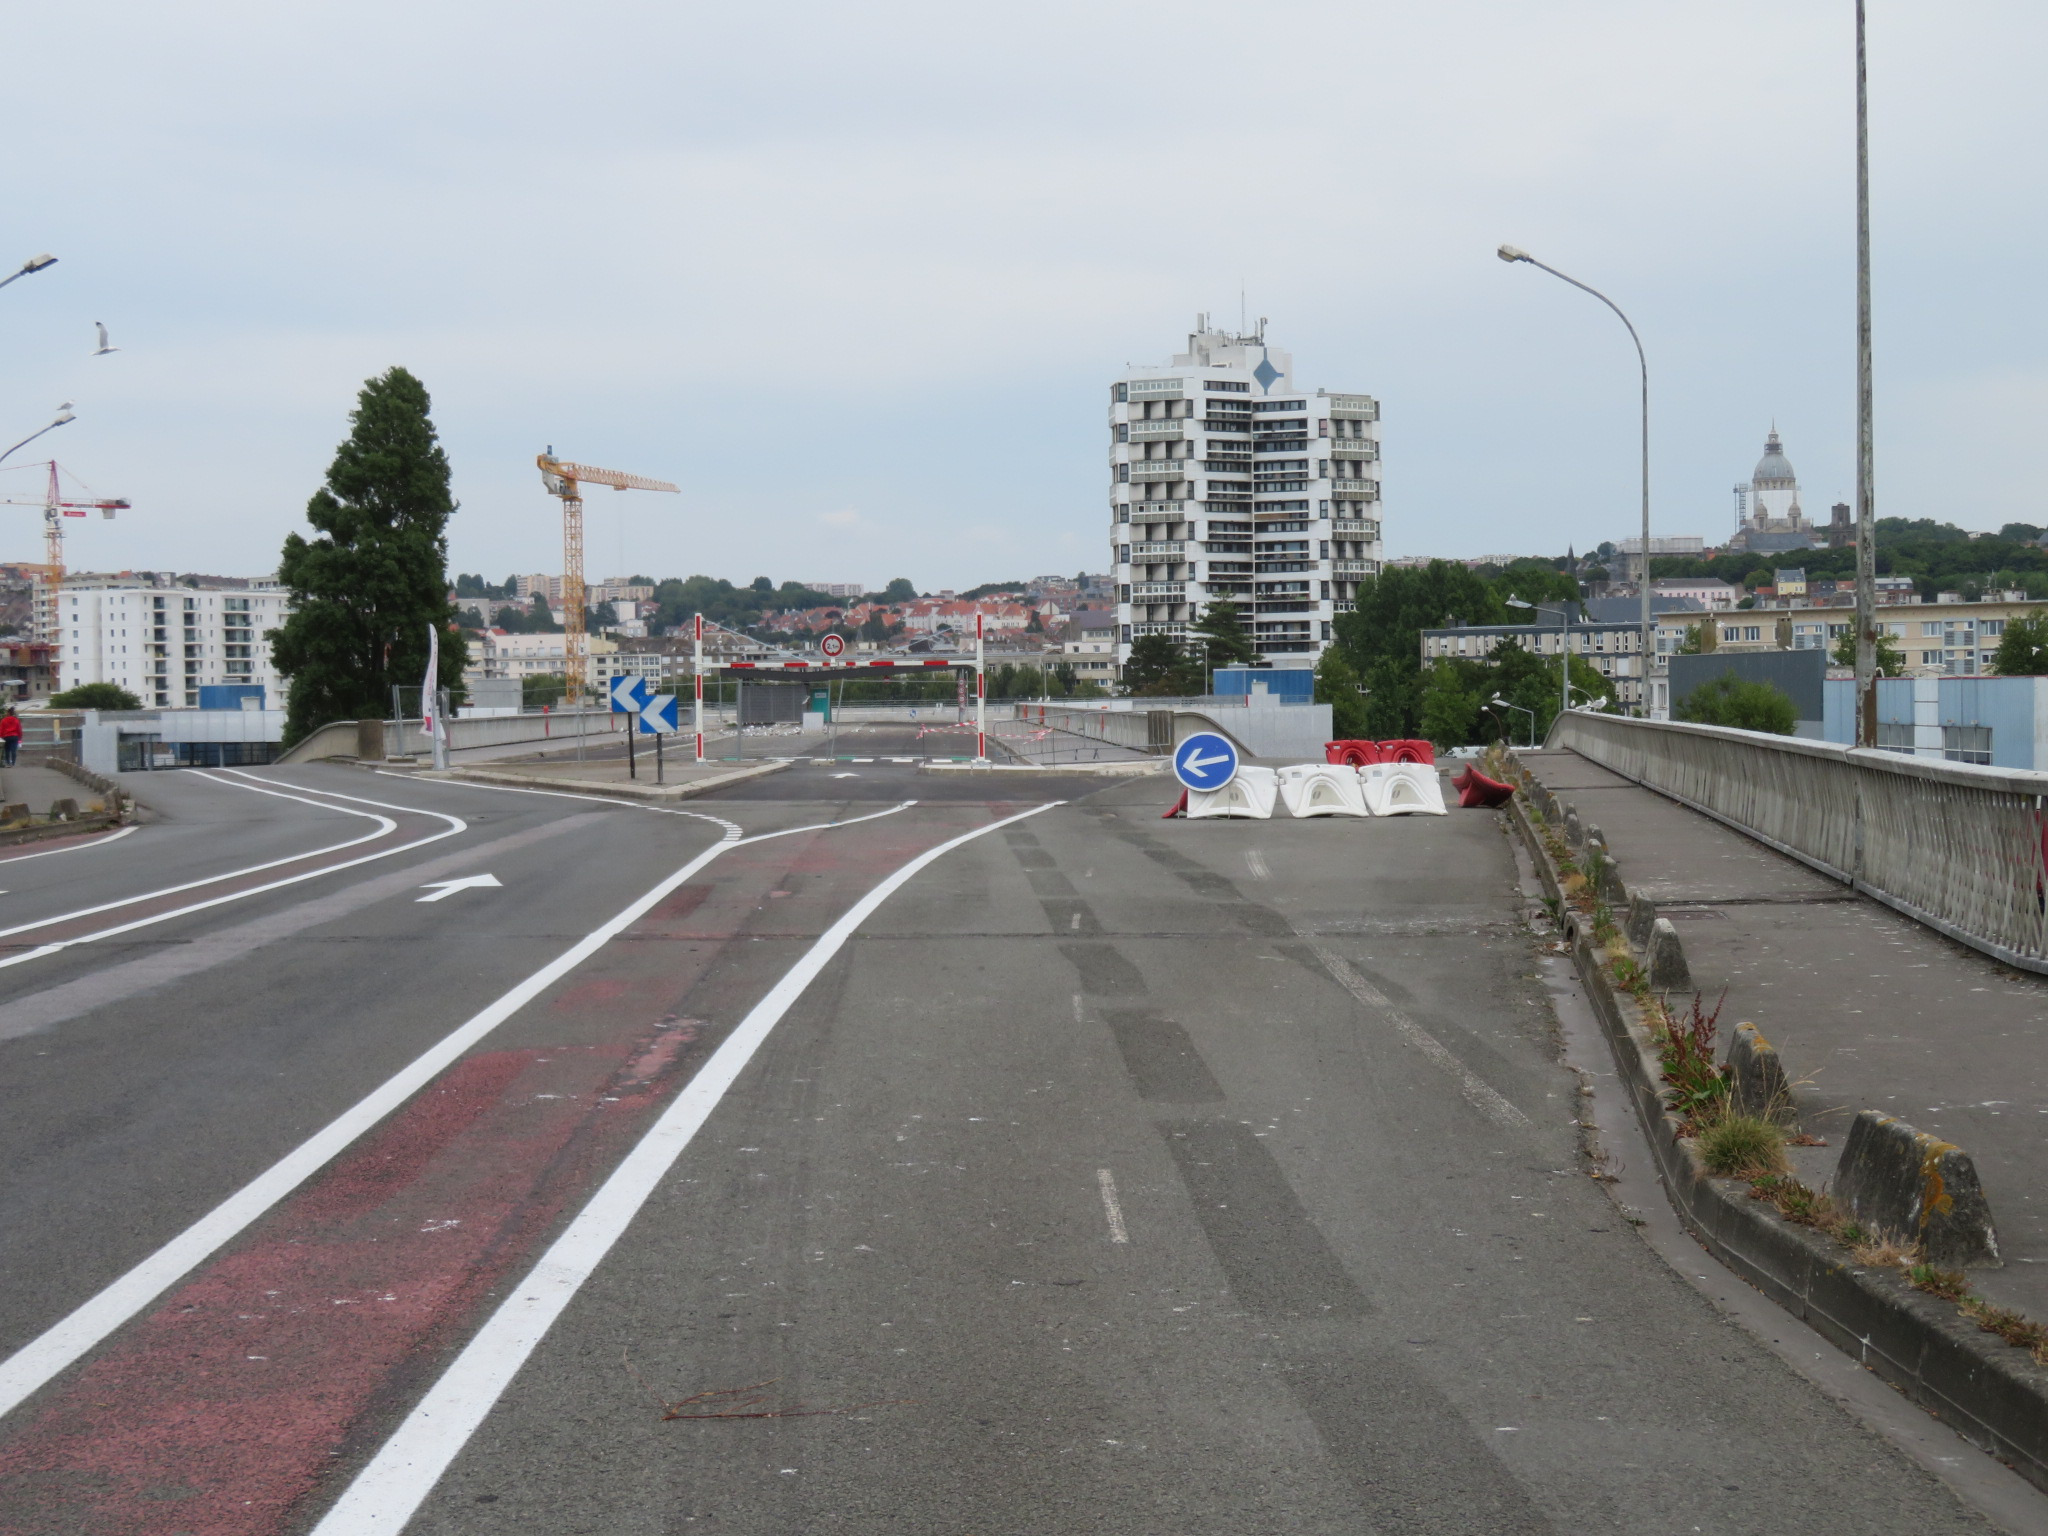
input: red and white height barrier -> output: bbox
[693,613,704,763]
[975,614,987,762]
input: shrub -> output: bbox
[1699,1116,1788,1178]
[48,682,143,711]
[1674,674,1798,735]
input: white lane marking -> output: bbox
[1097,1169,1130,1245]
[371,770,741,837]
[0,798,918,1419]
[1069,912,1081,930]
[0,825,138,864]
[1304,941,1530,1130]
[0,778,468,973]
[415,875,501,903]
[1244,848,1270,881]
[0,781,396,941]
[829,773,858,780]
[308,800,1064,1534]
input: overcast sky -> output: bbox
[4,2,2043,591]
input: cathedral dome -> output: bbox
[1753,429,1796,487]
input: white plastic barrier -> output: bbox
[1187,764,1280,819]
[1276,763,1370,818]
[1360,762,1448,817]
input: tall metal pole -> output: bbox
[1497,248,1651,714]
[975,613,987,762]
[1561,603,1572,725]
[1853,0,1879,747]
[693,613,705,762]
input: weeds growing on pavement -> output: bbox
[1656,992,1729,1130]
[1849,1232,1915,1269]
[1700,1116,1789,1179]
[1909,1264,1973,1302]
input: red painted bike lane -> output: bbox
[0,803,986,1536]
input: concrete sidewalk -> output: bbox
[1,761,114,817]
[1521,747,2048,1320]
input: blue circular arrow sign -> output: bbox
[1172,730,1239,792]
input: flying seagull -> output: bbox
[92,322,118,356]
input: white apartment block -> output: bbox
[1109,319,1382,668]
[54,578,289,707]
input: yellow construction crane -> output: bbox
[536,451,679,706]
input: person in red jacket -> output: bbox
[0,706,20,768]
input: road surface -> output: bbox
[0,761,2026,1534]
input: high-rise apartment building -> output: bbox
[53,577,290,707]
[1109,319,1381,668]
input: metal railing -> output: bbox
[1548,712,2048,975]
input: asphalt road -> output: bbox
[0,760,2029,1534]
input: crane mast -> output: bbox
[0,460,129,639]
[536,454,679,706]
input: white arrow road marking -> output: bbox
[829,772,859,779]
[415,874,502,903]
[1181,749,1231,773]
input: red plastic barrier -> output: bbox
[1324,739,1381,767]
[1162,788,1188,819]
[1379,739,1436,765]
[1451,766,1516,808]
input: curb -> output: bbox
[919,759,1163,777]
[429,760,792,802]
[1504,787,2048,1493]
[0,813,122,849]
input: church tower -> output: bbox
[1751,428,1803,531]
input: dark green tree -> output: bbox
[268,368,467,744]
[1189,601,1258,667]
[878,577,917,602]
[1314,645,1370,738]
[1331,561,1505,736]
[1122,633,1188,694]
[1675,675,1798,734]
[1993,611,2048,675]
[1831,628,1905,675]
[49,682,143,710]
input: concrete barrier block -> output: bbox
[1596,857,1628,908]
[50,798,79,820]
[1727,1022,1796,1127]
[356,718,387,761]
[1585,824,1606,850]
[0,802,28,825]
[1564,806,1583,846]
[1832,1110,2000,1267]
[1647,917,1692,991]
[1625,893,1658,949]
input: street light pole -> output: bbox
[1498,244,1651,715]
[0,253,57,294]
[1852,0,1879,747]
[0,405,76,469]
[1506,596,1572,731]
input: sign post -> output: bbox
[693,614,705,763]
[640,692,679,784]
[610,674,654,780]
[975,614,986,762]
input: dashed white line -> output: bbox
[1096,1168,1130,1244]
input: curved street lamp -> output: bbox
[1488,692,1536,750]
[0,253,56,294]
[0,403,76,469]
[1498,244,1651,715]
